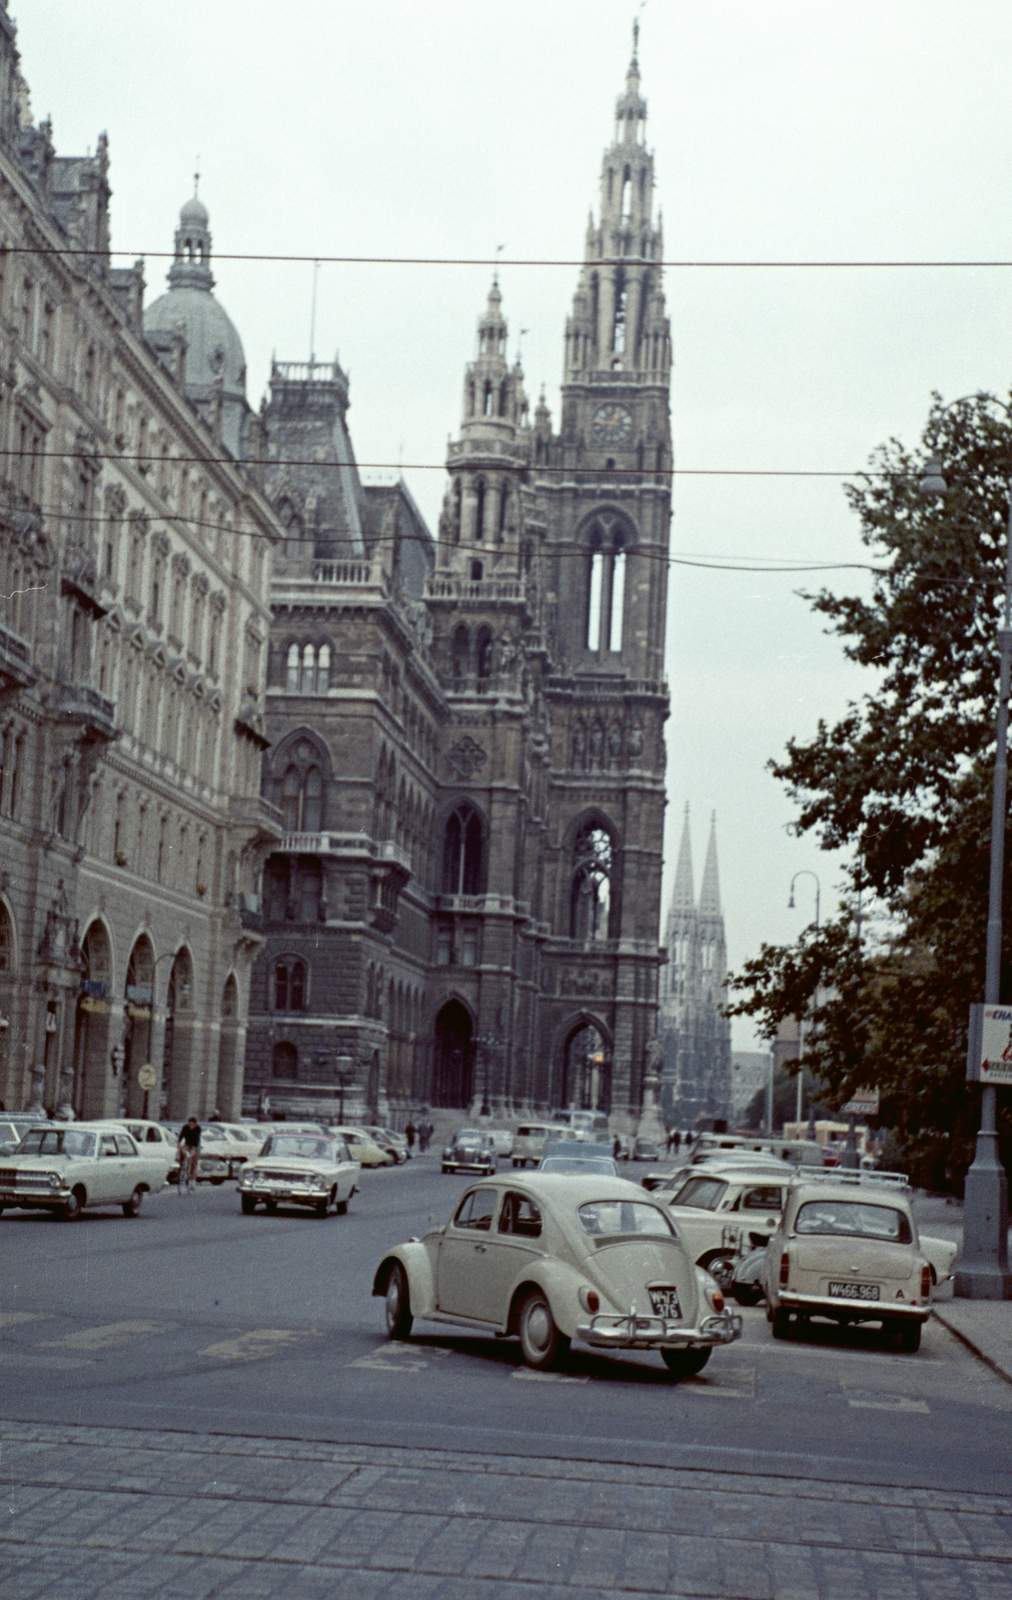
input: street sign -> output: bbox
[137,1063,158,1092]
[967,1003,1012,1085]
[841,1088,880,1116]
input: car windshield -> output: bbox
[517,1126,547,1138]
[670,1175,729,1210]
[454,1131,485,1146]
[262,1136,334,1160]
[578,1200,675,1237]
[795,1200,912,1243]
[541,1157,618,1175]
[16,1129,96,1158]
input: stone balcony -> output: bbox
[54,681,117,742]
[426,575,525,604]
[438,893,530,919]
[278,831,412,874]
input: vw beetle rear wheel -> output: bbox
[518,1290,570,1371]
[385,1263,413,1340]
[661,1347,711,1379]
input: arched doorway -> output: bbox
[560,1020,610,1113]
[123,935,154,1117]
[73,921,114,1119]
[216,974,241,1119]
[162,948,195,1119]
[432,1000,474,1108]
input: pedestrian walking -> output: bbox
[673,1128,682,1155]
[419,1117,432,1152]
[405,1120,416,1151]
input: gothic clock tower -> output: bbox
[534,29,672,1127]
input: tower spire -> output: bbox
[670,805,695,913]
[699,811,722,915]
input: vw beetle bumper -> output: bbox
[576,1308,743,1350]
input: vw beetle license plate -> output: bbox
[648,1286,681,1318]
[828,1281,879,1301]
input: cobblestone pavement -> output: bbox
[2,1419,1011,1600]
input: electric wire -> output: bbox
[7,246,1012,269]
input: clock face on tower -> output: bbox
[592,403,633,448]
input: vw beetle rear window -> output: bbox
[578,1200,675,1237]
[795,1200,911,1243]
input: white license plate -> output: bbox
[648,1286,682,1318]
[828,1281,880,1302]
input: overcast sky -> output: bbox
[17,1,1012,1047]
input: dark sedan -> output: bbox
[442,1129,497,1175]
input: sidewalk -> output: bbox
[2,1418,1011,1599]
[935,1298,1012,1386]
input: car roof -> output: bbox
[788,1181,913,1210]
[456,1172,659,1203]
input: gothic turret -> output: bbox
[659,810,732,1129]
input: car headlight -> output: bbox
[443,1148,452,1159]
[310,1174,329,1190]
[48,1173,63,1189]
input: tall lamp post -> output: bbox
[921,394,1012,1298]
[789,871,821,1135]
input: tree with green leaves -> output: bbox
[727,392,1012,1187]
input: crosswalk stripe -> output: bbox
[511,1368,589,1384]
[848,1395,931,1413]
[37,1321,163,1351]
[0,1313,44,1329]
[349,1343,453,1371]
[198,1329,318,1362]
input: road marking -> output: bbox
[38,1321,163,1351]
[846,1393,931,1413]
[0,1313,44,1329]
[350,1343,453,1372]
[510,1368,590,1384]
[686,1365,756,1399]
[0,1352,94,1369]
[198,1329,318,1363]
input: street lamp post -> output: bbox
[921,396,1012,1299]
[789,871,821,1137]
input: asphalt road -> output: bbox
[1,1154,1010,1500]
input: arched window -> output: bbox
[476,626,493,681]
[614,278,627,356]
[452,624,469,683]
[586,550,604,651]
[303,767,323,832]
[281,765,300,832]
[317,643,331,693]
[274,959,306,1010]
[498,483,509,542]
[474,479,486,542]
[272,1042,297,1080]
[483,381,493,417]
[286,643,299,692]
[443,803,484,896]
[621,166,632,220]
[452,480,462,544]
[499,380,509,418]
[609,549,626,651]
[301,642,315,694]
[570,820,615,942]
[470,559,483,581]
[585,518,630,655]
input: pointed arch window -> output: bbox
[621,166,632,221]
[279,759,325,835]
[317,643,330,693]
[585,519,630,656]
[570,820,615,942]
[498,483,509,542]
[274,959,306,1011]
[452,624,469,684]
[474,479,486,541]
[443,803,485,896]
[301,642,316,694]
[476,625,494,683]
[286,643,299,692]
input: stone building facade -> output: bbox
[658,808,733,1129]
[245,44,672,1127]
[0,4,281,1120]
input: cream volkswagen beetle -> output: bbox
[372,1173,742,1377]
[239,1131,359,1217]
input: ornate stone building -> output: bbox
[245,41,672,1127]
[0,4,281,1120]
[658,808,733,1129]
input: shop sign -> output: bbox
[126,985,153,1004]
[81,979,108,999]
[967,1004,1012,1085]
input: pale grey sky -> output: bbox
[18,1,1012,1044]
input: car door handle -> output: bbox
[474,1243,487,1252]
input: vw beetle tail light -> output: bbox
[711,1287,725,1314]
[578,1287,600,1314]
[779,1251,790,1287]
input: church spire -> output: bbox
[699,811,722,916]
[670,805,695,912]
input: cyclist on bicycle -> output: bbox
[177,1116,201,1192]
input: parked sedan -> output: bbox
[0,1124,167,1219]
[362,1125,410,1163]
[239,1132,359,1217]
[442,1129,497,1175]
[761,1173,935,1350]
[373,1174,741,1377]
[332,1126,396,1167]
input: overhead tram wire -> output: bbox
[4,246,1012,269]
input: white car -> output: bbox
[761,1172,941,1351]
[658,1164,793,1289]
[0,1124,168,1219]
[101,1119,180,1184]
[199,1121,263,1173]
[372,1173,742,1378]
[333,1126,396,1167]
[239,1131,360,1217]
[487,1129,516,1157]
